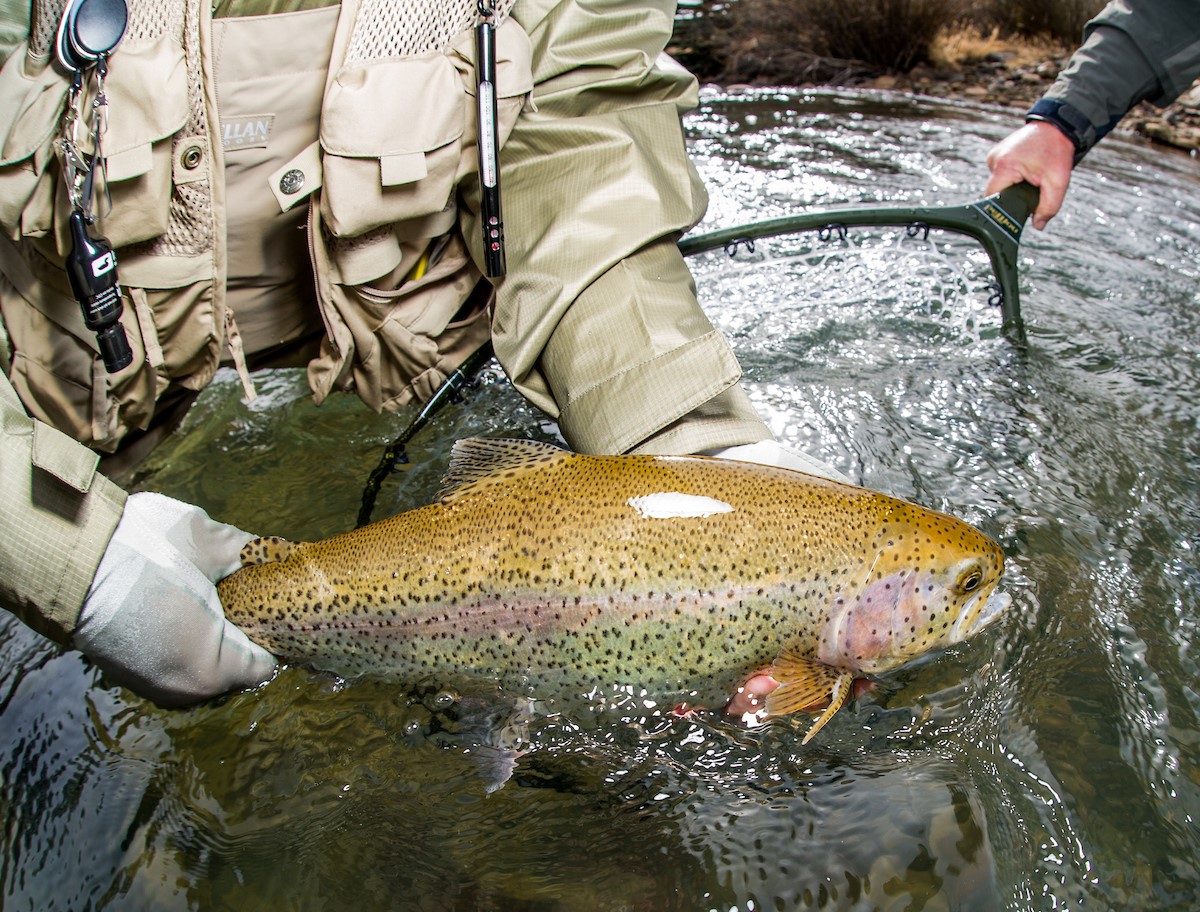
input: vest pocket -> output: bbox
[0,237,169,451]
[0,44,70,240]
[0,34,189,254]
[306,204,491,412]
[2,290,157,453]
[319,53,466,239]
[65,35,191,251]
[317,17,533,242]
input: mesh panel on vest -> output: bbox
[346,0,515,61]
[30,0,180,59]
[126,0,182,43]
[29,0,67,58]
[331,223,395,255]
[125,0,213,260]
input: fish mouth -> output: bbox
[952,587,1012,642]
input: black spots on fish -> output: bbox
[230,454,1002,687]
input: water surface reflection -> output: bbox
[4,88,1200,909]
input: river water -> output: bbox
[4,88,1200,911]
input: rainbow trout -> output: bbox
[218,438,1008,742]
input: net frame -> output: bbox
[688,227,1002,346]
[679,181,1038,344]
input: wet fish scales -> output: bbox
[218,438,1007,739]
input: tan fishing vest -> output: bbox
[0,0,528,452]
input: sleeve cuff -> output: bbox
[1027,97,1128,164]
[1026,98,1092,154]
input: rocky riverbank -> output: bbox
[862,48,1200,153]
[677,22,1200,155]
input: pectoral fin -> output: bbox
[764,646,856,745]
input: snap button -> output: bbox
[181,145,203,170]
[279,169,305,195]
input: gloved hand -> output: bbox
[74,492,277,706]
[703,439,852,485]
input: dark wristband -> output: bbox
[1026,99,1091,152]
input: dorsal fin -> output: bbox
[439,437,572,503]
[239,535,298,567]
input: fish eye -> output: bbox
[957,563,983,593]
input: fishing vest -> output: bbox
[0,0,528,452]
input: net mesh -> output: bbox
[688,224,1004,350]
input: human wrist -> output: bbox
[703,439,850,485]
[1026,99,1094,161]
[57,474,129,641]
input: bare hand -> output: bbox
[985,121,1077,231]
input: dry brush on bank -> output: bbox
[671,0,1103,84]
[672,0,1200,153]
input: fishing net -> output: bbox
[688,224,1004,345]
[680,181,1037,346]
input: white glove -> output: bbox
[75,492,277,706]
[703,439,852,484]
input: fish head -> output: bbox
[817,498,1008,675]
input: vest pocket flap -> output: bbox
[107,142,154,182]
[0,36,188,244]
[319,55,466,238]
[321,55,463,159]
[0,46,68,166]
[380,152,428,186]
[102,36,191,163]
[0,35,186,169]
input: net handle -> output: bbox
[678,181,1040,343]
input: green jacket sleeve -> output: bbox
[0,367,126,645]
[1032,0,1200,156]
[473,0,769,456]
